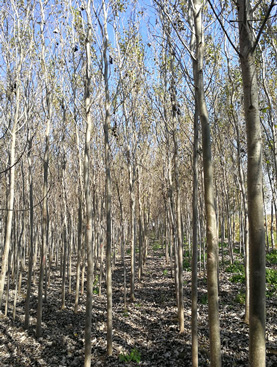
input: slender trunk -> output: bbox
[137,166,143,281]
[103,3,113,355]
[75,195,82,313]
[192,76,199,367]
[36,1,51,336]
[61,155,67,310]
[84,2,94,365]
[238,2,266,365]
[271,201,275,249]
[5,254,11,316]
[128,150,136,302]
[36,97,50,338]
[24,136,34,328]
[193,1,221,365]
[0,110,18,308]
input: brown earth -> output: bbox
[0,243,276,366]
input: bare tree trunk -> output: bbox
[237,1,268,365]
[102,2,113,355]
[191,68,199,367]
[137,165,144,281]
[36,0,51,337]
[61,153,67,310]
[193,1,221,365]
[0,126,17,308]
[84,2,94,365]
[75,194,82,313]
[0,78,22,308]
[25,135,34,328]
[128,148,136,302]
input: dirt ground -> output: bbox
[0,243,276,366]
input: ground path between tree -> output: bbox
[0,242,276,366]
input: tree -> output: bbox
[0,0,33,310]
[236,1,275,365]
[36,0,53,337]
[102,0,113,356]
[83,1,94,366]
[192,0,221,365]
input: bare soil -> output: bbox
[0,243,276,366]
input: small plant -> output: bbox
[163,269,168,276]
[153,242,161,251]
[266,268,277,298]
[266,249,277,265]
[119,348,141,364]
[225,262,244,273]
[183,258,191,270]
[235,291,245,305]
[230,273,245,284]
[93,275,99,286]
[183,249,190,258]
[226,260,246,284]
[200,293,208,305]
[219,242,228,248]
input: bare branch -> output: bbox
[252,0,276,53]
[207,0,241,56]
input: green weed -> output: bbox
[183,258,191,270]
[230,273,245,284]
[266,249,277,265]
[233,247,241,254]
[266,268,277,298]
[235,291,245,305]
[119,348,141,364]
[93,275,99,286]
[225,262,244,274]
[226,261,245,284]
[152,243,162,251]
[200,293,208,305]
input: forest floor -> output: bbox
[0,241,276,367]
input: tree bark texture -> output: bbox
[193,1,221,365]
[237,1,266,365]
[103,1,113,356]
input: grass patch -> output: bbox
[199,293,208,305]
[225,261,245,284]
[119,348,141,364]
[152,242,162,251]
[183,258,191,270]
[266,268,277,298]
[266,249,277,265]
[235,291,245,305]
[225,261,244,274]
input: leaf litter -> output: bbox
[0,244,276,366]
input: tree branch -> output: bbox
[252,0,276,53]
[207,0,241,57]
